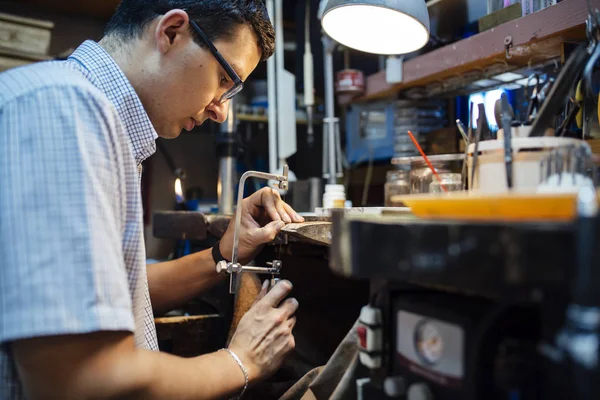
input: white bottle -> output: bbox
[323,184,346,209]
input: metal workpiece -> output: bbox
[217,166,289,294]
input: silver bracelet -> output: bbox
[219,348,249,399]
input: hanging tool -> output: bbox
[500,93,514,189]
[556,97,582,137]
[528,45,589,137]
[582,11,600,139]
[524,75,541,124]
[576,80,585,129]
[529,6,599,137]
[478,102,492,141]
[216,166,289,294]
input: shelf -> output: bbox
[342,0,589,105]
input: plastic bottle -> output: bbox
[323,184,346,209]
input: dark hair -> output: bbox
[105,0,275,60]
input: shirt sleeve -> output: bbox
[0,83,135,343]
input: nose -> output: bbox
[206,100,229,124]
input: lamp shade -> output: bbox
[321,0,430,55]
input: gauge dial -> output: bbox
[414,320,444,365]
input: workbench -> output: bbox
[330,211,577,301]
[326,209,600,399]
[151,210,369,398]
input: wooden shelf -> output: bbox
[343,0,589,105]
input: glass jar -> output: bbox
[410,161,451,194]
[429,173,463,193]
[384,169,410,206]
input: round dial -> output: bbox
[414,320,444,365]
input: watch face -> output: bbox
[414,319,444,365]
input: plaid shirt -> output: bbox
[0,40,159,399]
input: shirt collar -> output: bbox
[68,40,157,165]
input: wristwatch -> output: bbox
[211,240,229,264]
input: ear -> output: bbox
[154,9,190,54]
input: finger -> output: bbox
[260,188,282,223]
[271,189,291,223]
[260,279,293,308]
[288,316,297,330]
[283,202,304,223]
[278,297,299,319]
[252,279,270,307]
[287,334,296,352]
[252,220,285,244]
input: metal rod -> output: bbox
[267,0,278,173]
[304,0,314,146]
[322,121,329,179]
[218,99,237,215]
[240,266,280,274]
[218,157,236,215]
[323,36,337,184]
[334,117,343,177]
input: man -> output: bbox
[0,1,305,398]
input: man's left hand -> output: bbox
[219,187,304,264]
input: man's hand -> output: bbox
[219,187,304,264]
[228,279,298,382]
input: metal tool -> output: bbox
[523,75,541,124]
[216,165,289,294]
[556,97,582,137]
[461,102,474,190]
[528,44,590,137]
[455,119,469,147]
[470,104,485,190]
[582,12,600,139]
[479,102,492,141]
[500,93,514,189]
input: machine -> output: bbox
[330,186,600,399]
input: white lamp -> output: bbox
[321,0,430,55]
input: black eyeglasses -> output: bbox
[189,20,244,103]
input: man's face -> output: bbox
[139,13,262,139]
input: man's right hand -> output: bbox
[228,279,298,382]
